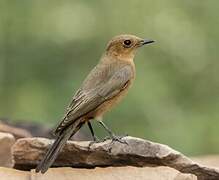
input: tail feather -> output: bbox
[35,121,84,173]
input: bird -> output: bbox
[35,34,154,173]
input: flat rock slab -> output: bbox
[0,132,15,167]
[0,166,196,180]
[12,136,219,180]
[0,167,30,180]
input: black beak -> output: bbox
[141,39,155,46]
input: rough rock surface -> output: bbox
[0,132,15,167]
[192,155,219,169]
[12,136,219,179]
[0,166,196,180]
[0,167,30,180]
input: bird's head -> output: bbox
[105,34,154,61]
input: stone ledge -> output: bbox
[0,132,15,167]
[0,166,197,180]
[12,136,219,180]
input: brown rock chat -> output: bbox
[36,34,154,173]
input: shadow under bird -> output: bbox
[36,34,155,173]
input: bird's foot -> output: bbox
[93,135,100,142]
[88,136,103,147]
[104,134,128,145]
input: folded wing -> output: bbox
[54,65,132,135]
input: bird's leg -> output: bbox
[97,120,128,145]
[87,121,99,142]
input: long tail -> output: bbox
[35,121,84,173]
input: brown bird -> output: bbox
[36,34,154,173]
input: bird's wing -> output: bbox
[54,65,133,135]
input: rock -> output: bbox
[12,136,219,179]
[0,167,30,180]
[0,132,15,167]
[33,166,197,180]
[0,122,32,139]
[192,155,219,169]
[0,166,196,180]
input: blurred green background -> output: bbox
[0,0,219,156]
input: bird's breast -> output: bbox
[87,78,134,120]
[85,59,135,121]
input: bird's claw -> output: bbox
[89,134,128,147]
[93,135,100,142]
[112,135,128,145]
[88,136,103,147]
[104,134,128,145]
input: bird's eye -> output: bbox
[123,40,132,47]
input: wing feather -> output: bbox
[54,65,133,135]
